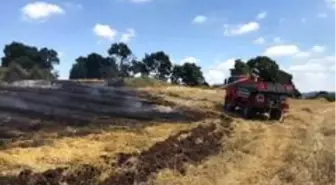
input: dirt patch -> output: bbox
[102,122,231,185]
[0,121,232,185]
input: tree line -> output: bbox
[0,42,59,82]
[69,43,207,86]
[0,41,301,96]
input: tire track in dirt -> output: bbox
[0,119,233,185]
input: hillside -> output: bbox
[0,80,334,185]
[302,91,335,102]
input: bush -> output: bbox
[1,63,29,82]
[0,63,57,82]
[29,65,55,80]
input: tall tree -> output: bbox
[230,59,250,76]
[37,48,60,70]
[246,56,280,82]
[277,69,292,83]
[179,63,205,86]
[142,51,172,81]
[100,57,119,78]
[171,65,183,84]
[1,41,60,81]
[107,43,133,77]
[1,42,60,70]
[69,53,118,79]
[85,53,106,78]
[69,57,87,79]
[2,42,38,68]
[171,63,206,86]
[131,60,148,77]
[228,56,301,97]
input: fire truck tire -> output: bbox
[224,101,234,112]
[242,106,254,119]
[270,109,283,121]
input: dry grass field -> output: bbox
[0,84,334,185]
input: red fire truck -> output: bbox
[223,74,294,121]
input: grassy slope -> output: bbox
[0,84,334,185]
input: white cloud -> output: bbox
[312,45,326,53]
[273,37,283,44]
[192,15,207,24]
[289,63,326,72]
[288,55,335,92]
[330,64,336,72]
[63,2,83,10]
[130,0,152,3]
[93,24,117,41]
[263,44,300,57]
[120,28,136,43]
[21,1,65,20]
[180,57,199,64]
[203,59,235,85]
[325,55,335,60]
[291,72,335,92]
[253,37,265,44]
[294,51,311,59]
[306,55,335,66]
[317,13,328,18]
[201,53,335,91]
[291,45,327,59]
[256,11,267,20]
[224,22,260,36]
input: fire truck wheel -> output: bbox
[270,109,283,121]
[242,106,254,119]
[224,102,234,112]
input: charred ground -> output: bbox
[0,80,334,185]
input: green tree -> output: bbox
[246,56,280,82]
[69,57,87,79]
[142,51,172,81]
[1,41,60,81]
[38,48,60,70]
[69,53,118,79]
[230,56,293,84]
[228,56,302,97]
[85,53,107,78]
[1,42,60,71]
[230,59,250,76]
[277,69,293,83]
[107,43,133,77]
[170,63,206,86]
[179,63,205,86]
[100,57,119,78]
[131,60,148,77]
[171,65,183,84]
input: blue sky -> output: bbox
[0,0,335,92]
